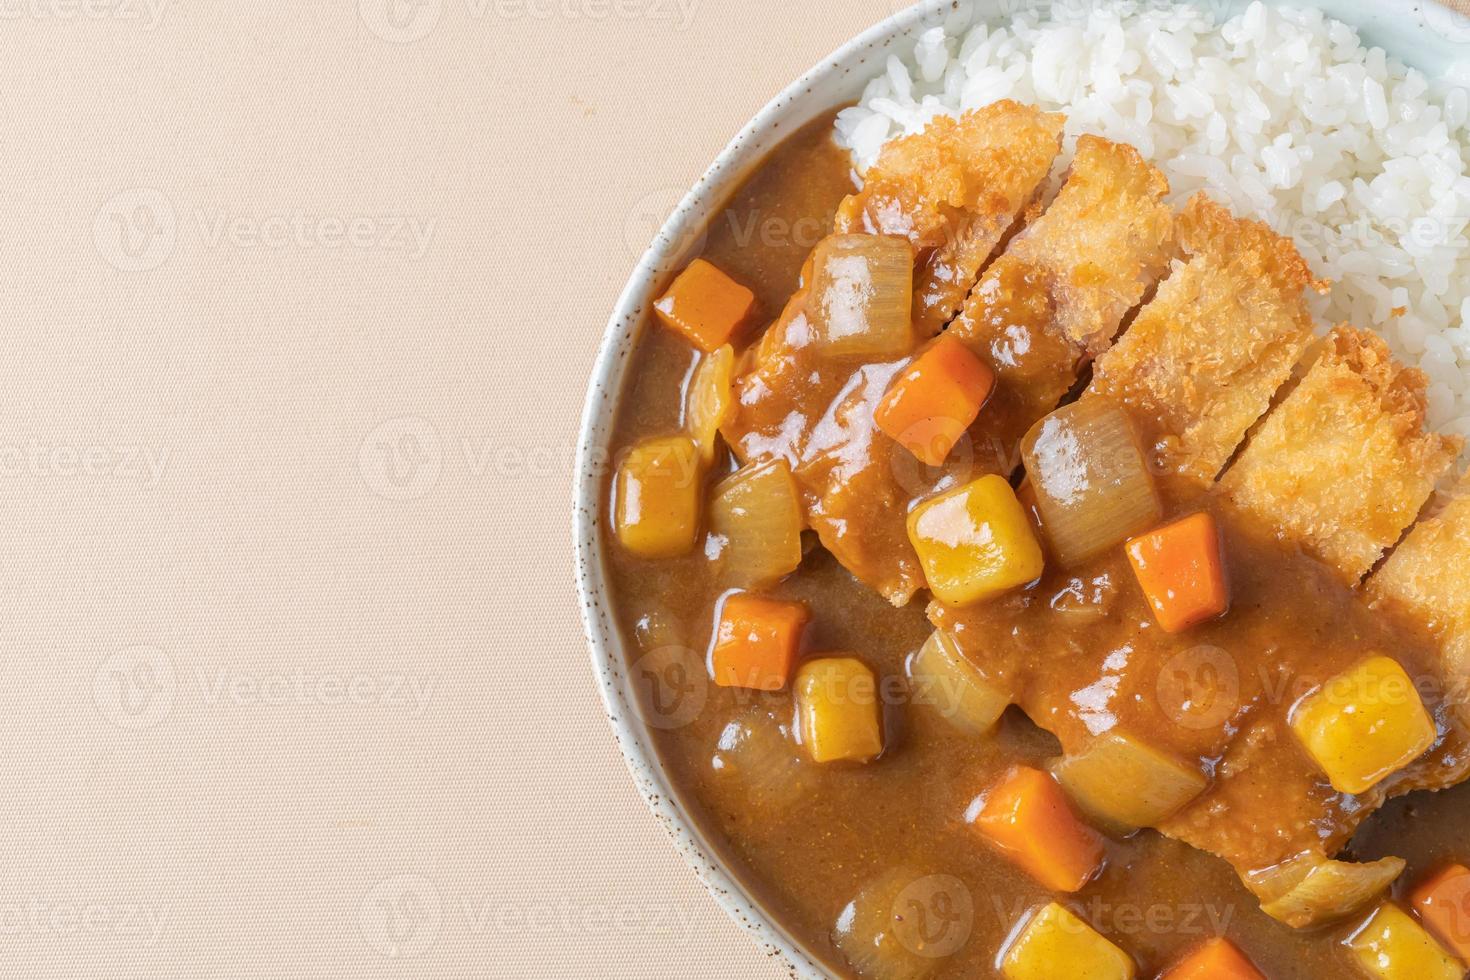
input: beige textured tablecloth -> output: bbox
[0,0,896,977]
[4,1,1467,978]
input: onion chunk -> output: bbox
[685,344,735,465]
[1246,851,1405,929]
[833,865,969,979]
[1050,732,1207,834]
[909,629,1010,735]
[712,706,812,812]
[708,460,804,588]
[809,234,915,359]
[1021,398,1163,567]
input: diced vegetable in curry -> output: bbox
[603,107,1470,978]
[968,765,1105,894]
[1160,937,1265,980]
[796,656,885,764]
[874,334,996,467]
[709,592,808,691]
[653,257,756,353]
[906,474,1045,606]
[908,629,1008,736]
[1050,732,1208,835]
[1411,864,1470,963]
[1288,655,1437,796]
[1000,902,1135,980]
[1345,903,1462,980]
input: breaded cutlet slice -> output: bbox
[835,101,1065,338]
[1219,327,1462,584]
[944,135,1175,451]
[1370,475,1470,698]
[1087,193,1327,483]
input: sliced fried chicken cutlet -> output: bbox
[1087,193,1327,484]
[835,100,1065,337]
[724,128,1174,605]
[1220,327,1462,584]
[1370,474,1470,690]
[944,135,1176,456]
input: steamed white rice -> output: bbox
[835,0,1470,451]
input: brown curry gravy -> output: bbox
[601,111,1470,979]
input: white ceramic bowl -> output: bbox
[574,2,1468,975]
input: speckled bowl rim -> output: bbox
[573,2,1465,976]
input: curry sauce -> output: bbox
[602,110,1470,979]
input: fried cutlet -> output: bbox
[944,134,1176,450]
[835,101,1065,337]
[1087,193,1327,483]
[1220,327,1462,584]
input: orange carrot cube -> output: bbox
[653,258,756,353]
[1410,864,1470,962]
[1160,938,1265,980]
[1125,512,1229,633]
[970,766,1105,893]
[710,594,809,691]
[875,335,996,466]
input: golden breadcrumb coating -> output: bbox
[1088,193,1328,483]
[1370,474,1470,688]
[946,135,1175,439]
[1221,327,1462,583]
[835,101,1065,337]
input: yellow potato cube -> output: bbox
[1290,656,1436,795]
[1001,902,1135,980]
[1346,903,1462,980]
[795,657,884,764]
[614,435,703,558]
[910,629,1010,736]
[1051,732,1207,833]
[907,475,1045,606]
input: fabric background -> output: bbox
[0,1,893,977]
[0,1,1463,978]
